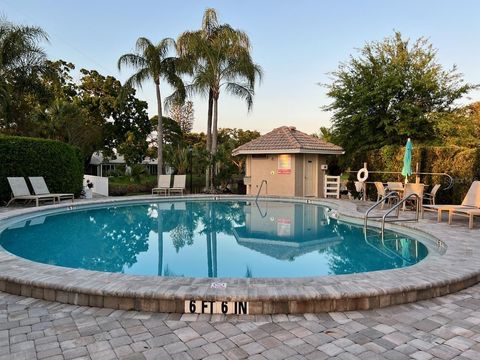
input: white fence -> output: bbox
[83,175,109,197]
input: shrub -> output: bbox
[0,135,84,204]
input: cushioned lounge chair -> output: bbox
[29,176,74,203]
[423,181,480,222]
[6,177,55,207]
[169,175,186,195]
[152,175,171,195]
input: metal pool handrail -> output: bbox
[381,193,421,236]
[364,191,400,229]
[256,180,267,202]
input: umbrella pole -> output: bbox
[415,162,420,184]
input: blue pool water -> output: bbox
[0,200,428,278]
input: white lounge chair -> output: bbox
[152,175,171,195]
[6,177,56,207]
[29,176,74,203]
[423,181,480,222]
[448,208,480,229]
[169,175,186,195]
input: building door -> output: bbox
[303,204,317,237]
[304,155,316,197]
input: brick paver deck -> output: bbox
[1,283,480,359]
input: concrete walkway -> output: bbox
[1,283,480,360]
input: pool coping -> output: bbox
[0,195,479,314]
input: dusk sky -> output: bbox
[2,0,479,134]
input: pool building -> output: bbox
[233,126,344,198]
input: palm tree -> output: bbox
[0,18,48,112]
[177,8,262,189]
[118,37,185,175]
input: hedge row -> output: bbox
[0,135,84,204]
[352,145,480,204]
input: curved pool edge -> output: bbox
[0,195,479,314]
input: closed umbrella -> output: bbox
[401,138,413,184]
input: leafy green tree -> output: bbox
[432,102,480,147]
[215,128,260,188]
[78,69,151,163]
[45,100,102,158]
[324,31,475,164]
[177,8,262,189]
[118,37,185,175]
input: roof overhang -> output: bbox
[232,149,345,156]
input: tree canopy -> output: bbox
[324,31,476,164]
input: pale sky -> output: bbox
[1,0,479,134]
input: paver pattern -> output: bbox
[1,283,480,360]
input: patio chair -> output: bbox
[169,175,186,195]
[423,181,480,222]
[423,184,441,205]
[403,183,425,214]
[152,175,171,195]
[29,176,74,203]
[374,182,389,208]
[6,177,56,207]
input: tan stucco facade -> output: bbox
[245,154,328,197]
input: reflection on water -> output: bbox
[0,201,428,278]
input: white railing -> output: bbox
[83,175,109,197]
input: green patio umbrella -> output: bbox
[401,138,413,183]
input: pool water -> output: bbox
[0,200,428,278]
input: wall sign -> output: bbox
[184,300,249,314]
[277,154,292,174]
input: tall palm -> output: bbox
[0,18,48,111]
[177,8,262,189]
[118,37,185,175]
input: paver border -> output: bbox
[0,195,478,314]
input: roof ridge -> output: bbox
[281,126,301,148]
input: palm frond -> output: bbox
[224,82,254,111]
[135,37,154,54]
[124,67,152,89]
[117,53,147,71]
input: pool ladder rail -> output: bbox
[255,180,268,218]
[255,180,267,202]
[364,192,422,236]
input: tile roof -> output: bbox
[232,126,344,155]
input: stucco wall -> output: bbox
[245,154,330,198]
[246,154,296,197]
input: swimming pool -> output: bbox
[0,200,427,278]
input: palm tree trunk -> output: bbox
[210,95,219,190]
[205,89,213,189]
[155,81,164,175]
